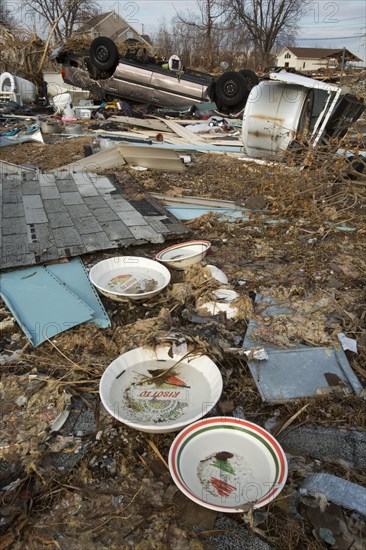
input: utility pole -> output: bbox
[341,47,346,75]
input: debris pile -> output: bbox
[1,57,366,549]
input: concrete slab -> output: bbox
[1,171,188,269]
[209,515,273,550]
[279,426,366,468]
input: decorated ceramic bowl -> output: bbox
[89,256,171,301]
[169,417,288,512]
[156,240,211,270]
[99,347,223,433]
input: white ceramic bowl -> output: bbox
[156,240,211,270]
[99,347,223,433]
[89,256,171,302]
[169,417,288,512]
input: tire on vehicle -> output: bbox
[215,71,248,108]
[89,37,119,72]
[239,69,259,90]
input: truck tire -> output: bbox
[239,69,259,90]
[89,37,119,72]
[215,71,248,107]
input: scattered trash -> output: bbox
[338,332,358,353]
[300,473,366,516]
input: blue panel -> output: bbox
[46,258,110,328]
[0,267,94,346]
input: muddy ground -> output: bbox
[1,120,366,549]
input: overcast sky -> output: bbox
[9,0,366,62]
[103,0,366,61]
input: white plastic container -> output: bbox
[52,92,72,113]
[0,72,37,105]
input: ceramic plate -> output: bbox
[99,347,223,433]
[169,417,288,512]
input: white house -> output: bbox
[76,11,151,46]
[276,47,361,71]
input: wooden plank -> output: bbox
[108,115,169,132]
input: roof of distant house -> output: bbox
[77,11,125,34]
[281,47,361,61]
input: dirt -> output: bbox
[1,122,366,549]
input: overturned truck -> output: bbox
[51,36,259,115]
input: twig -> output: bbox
[135,350,199,386]
[275,403,310,436]
[147,439,169,470]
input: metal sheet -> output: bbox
[46,258,110,329]
[246,345,363,402]
[0,267,94,346]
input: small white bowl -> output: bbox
[169,417,288,512]
[99,347,223,433]
[156,240,211,270]
[89,256,171,302]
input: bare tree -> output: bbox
[175,0,230,70]
[0,0,13,26]
[23,0,100,41]
[228,0,303,67]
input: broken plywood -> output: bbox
[57,144,185,173]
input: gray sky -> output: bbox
[104,0,366,61]
[8,0,366,61]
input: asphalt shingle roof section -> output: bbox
[0,170,188,270]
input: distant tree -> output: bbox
[23,0,100,41]
[0,0,13,26]
[227,0,303,66]
[175,0,229,70]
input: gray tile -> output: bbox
[2,217,27,235]
[82,232,114,251]
[48,212,73,229]
[60,192,85,206]
[105,197,135,212]
[57,180,79,193]
[2,203,24,218]
[66,204,92,219]
[128,225,164,243]
[39,173,56,187]
[24,208,48,224]
[40,186,60,200]
[144,217,170,234]
[2,189,23,204]
[99,221,133,241]
[77,185,100,197]
[26,223,53,248]
[83,196,109,209]
[73,217,103,234]
[52,227,83,247]
[116,211,149,227]
[23,195,44,209]
[21,181,41,195]
[43,199,67,213]
[72,172,93,186]
[92,208,120,223]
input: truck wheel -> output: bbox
[239,69,259,90]
[215,71,248,107]
[89,37,119,72]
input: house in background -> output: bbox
[76,11,151,46]
[276,47,361,71]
